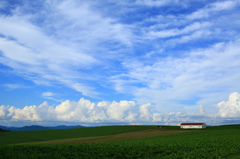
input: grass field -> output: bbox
[0,125,155,145]
[22,127,190,145]
[1,125,240,158]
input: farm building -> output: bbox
[180,123,206,129]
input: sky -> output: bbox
[0,0,240,127]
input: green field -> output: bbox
[0,125,155,145]
[1,125,240,158]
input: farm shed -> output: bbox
[180,123,206,129]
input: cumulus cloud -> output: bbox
[1,92,239,126]
[0,98,144,124]
[0,98,154,124]
[217,92,240,118]
[139,103,154,121]
[199,105,205,114]
[106,101,136,121]
[0,105,10,119]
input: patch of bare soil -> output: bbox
[25,128,193,145]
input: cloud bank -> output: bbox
[1,92,240,126]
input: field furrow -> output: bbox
[23,128,192,145]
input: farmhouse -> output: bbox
[180,123,206,129]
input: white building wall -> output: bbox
[181,124,206,129]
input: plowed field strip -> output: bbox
[23,128,193,145]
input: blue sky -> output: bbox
[0,0,240,126]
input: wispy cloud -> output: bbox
[112,40,240,111]
[0,0,132,98]
[135,0,183,7]
[0,1,7,9]
[42,92,54,97]
[4,84,28,90]
[187,0,239,20]
[41,92,62,102]
[146,22,211,39]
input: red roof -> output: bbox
[180,123,204,125]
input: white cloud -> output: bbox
[9,106,41,121]
[42,92,54,97]
[139,103,154,121]
[41,92,62,102]
[0,14,98,92]
[0,92,240,126]
[217,92,240,118]
[71,83,99,98]
[211,0,238,11]
[187,0,239,20]
[146,21,211,39]
[54,0,133,46]
[0,16,96,66]
[135,0,180,7]
[4,84,28,90]
[0,1,133,98]
[0,1,7,9]
[106,100,137,121]
[112,39,240,111]
[0,98,140,123]
[171,29,212,44]
[0,105,9,119]
[138,0,239,47]
[199,105,205,114]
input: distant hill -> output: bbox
[0,128,9,132]
[0,126,18,131]
[0,125,85,131]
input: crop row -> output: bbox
[1,129,240,158]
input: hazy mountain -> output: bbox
[0,125,18,131]
[0,125,85,131]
